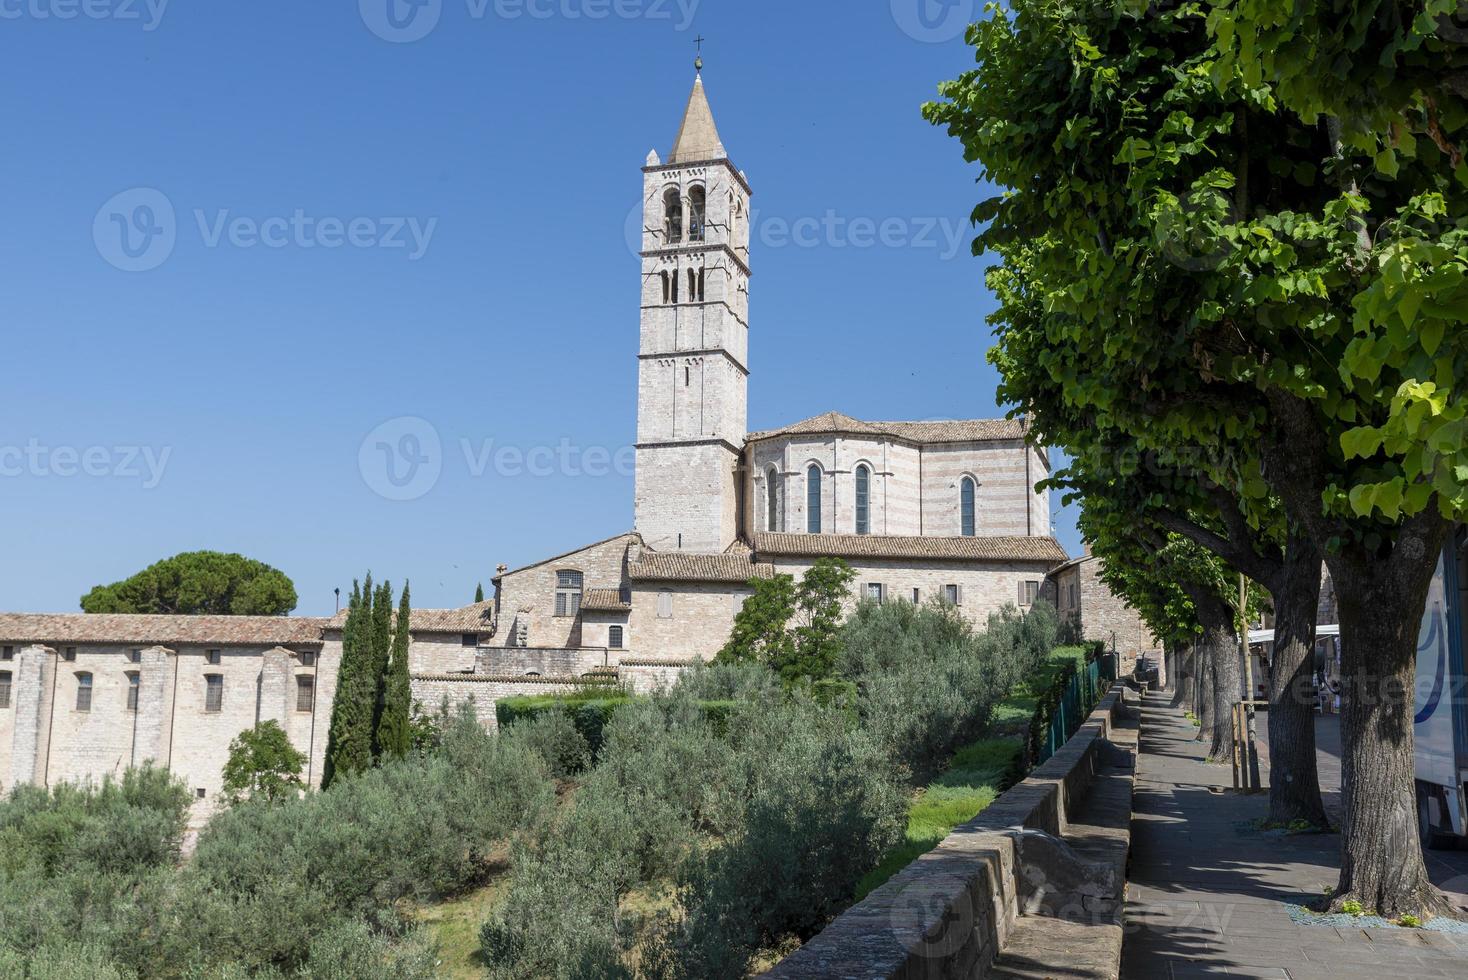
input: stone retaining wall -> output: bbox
[765,685,1134,979]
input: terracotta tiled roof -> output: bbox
[581,589,632,612]
[745,412,1028,445]
[628,551,776,583]
[325,602,493,634]
[0,614,329,648]
[751,533,1070,564]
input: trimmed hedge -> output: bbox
[496,694,741,757]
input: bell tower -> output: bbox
[634,67,751,553]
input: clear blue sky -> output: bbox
[0,0,1081,616]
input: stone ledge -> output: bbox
[763,684,1138,979]
[410,673,615,686]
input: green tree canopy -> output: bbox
[717,559,856,684]
[80,551,297,616]
[222,721,307,806]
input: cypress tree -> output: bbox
[369,579,393,759]
[324,580,373,787]
[378,582,413,760]
[475,582,484,603]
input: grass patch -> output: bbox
[990,646,1087,737]
[413,869,512,980]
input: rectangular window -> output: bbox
[205,650,221,665]
[128,649,142,664]
[608,625,624,650]
[0,671,10,709]
[945,584,961,606]
[1,646,12,661]
[299,651,317,668]
[75,673,92,712]
[866,583,885,604]
[657,590,673,619]
[461,633,479,647]
[296,676,315,712]
[555,571,583,618]
[912,588,921,604]
[1021,580,1040,606]
[204,675,223,713]
[62,647,76,662]
[126,672,140,711]
[196,788,207,800]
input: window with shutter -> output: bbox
[75,673,93,712]
[945,584,960,606]
[204,675,223,713]
[297,676,315,712]
[657,590,673,619]
[0,671,10,709]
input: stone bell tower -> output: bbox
[633,67,751,553]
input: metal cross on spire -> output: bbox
[694,35,705,73]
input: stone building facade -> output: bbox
[0,607,492,819]
[1047,550,1162,674]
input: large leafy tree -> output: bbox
[221,720,307,806]
[80,551,297,616]
[716,559,856,684]
[926,0,1465,915]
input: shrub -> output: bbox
[671,661,781,702]
[653,698,907,976]
[495,693,631,759]
[501,709,592,779]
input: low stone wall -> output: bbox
[765,686,1135,979]
[473,646,609,676]
[410,674,612,731]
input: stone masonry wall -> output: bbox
[491,534,637,651]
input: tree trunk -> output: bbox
[1265,531,1330,829]
[1329,537,1457,919]
[1175,642,1196,712]
[1196,640,1215,743]
[1200,601,1241,765]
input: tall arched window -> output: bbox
[697,268,706,300]
[663,187,683,244]
[961,477,977,537]
[688,186,706,241]
[855,464,871,535]
[807,465,822,534]
[659,270,670,304]
[75,672,93,712]
[671,270,679,303]
[766,466,780,532]
[688,269,697,301]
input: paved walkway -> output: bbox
[1120,694,1468,979]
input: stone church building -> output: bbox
[0,73,1158,814]
[483,72,1067,674]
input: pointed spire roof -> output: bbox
[669,74,726,164]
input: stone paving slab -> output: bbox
[1119,694,1468,980]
